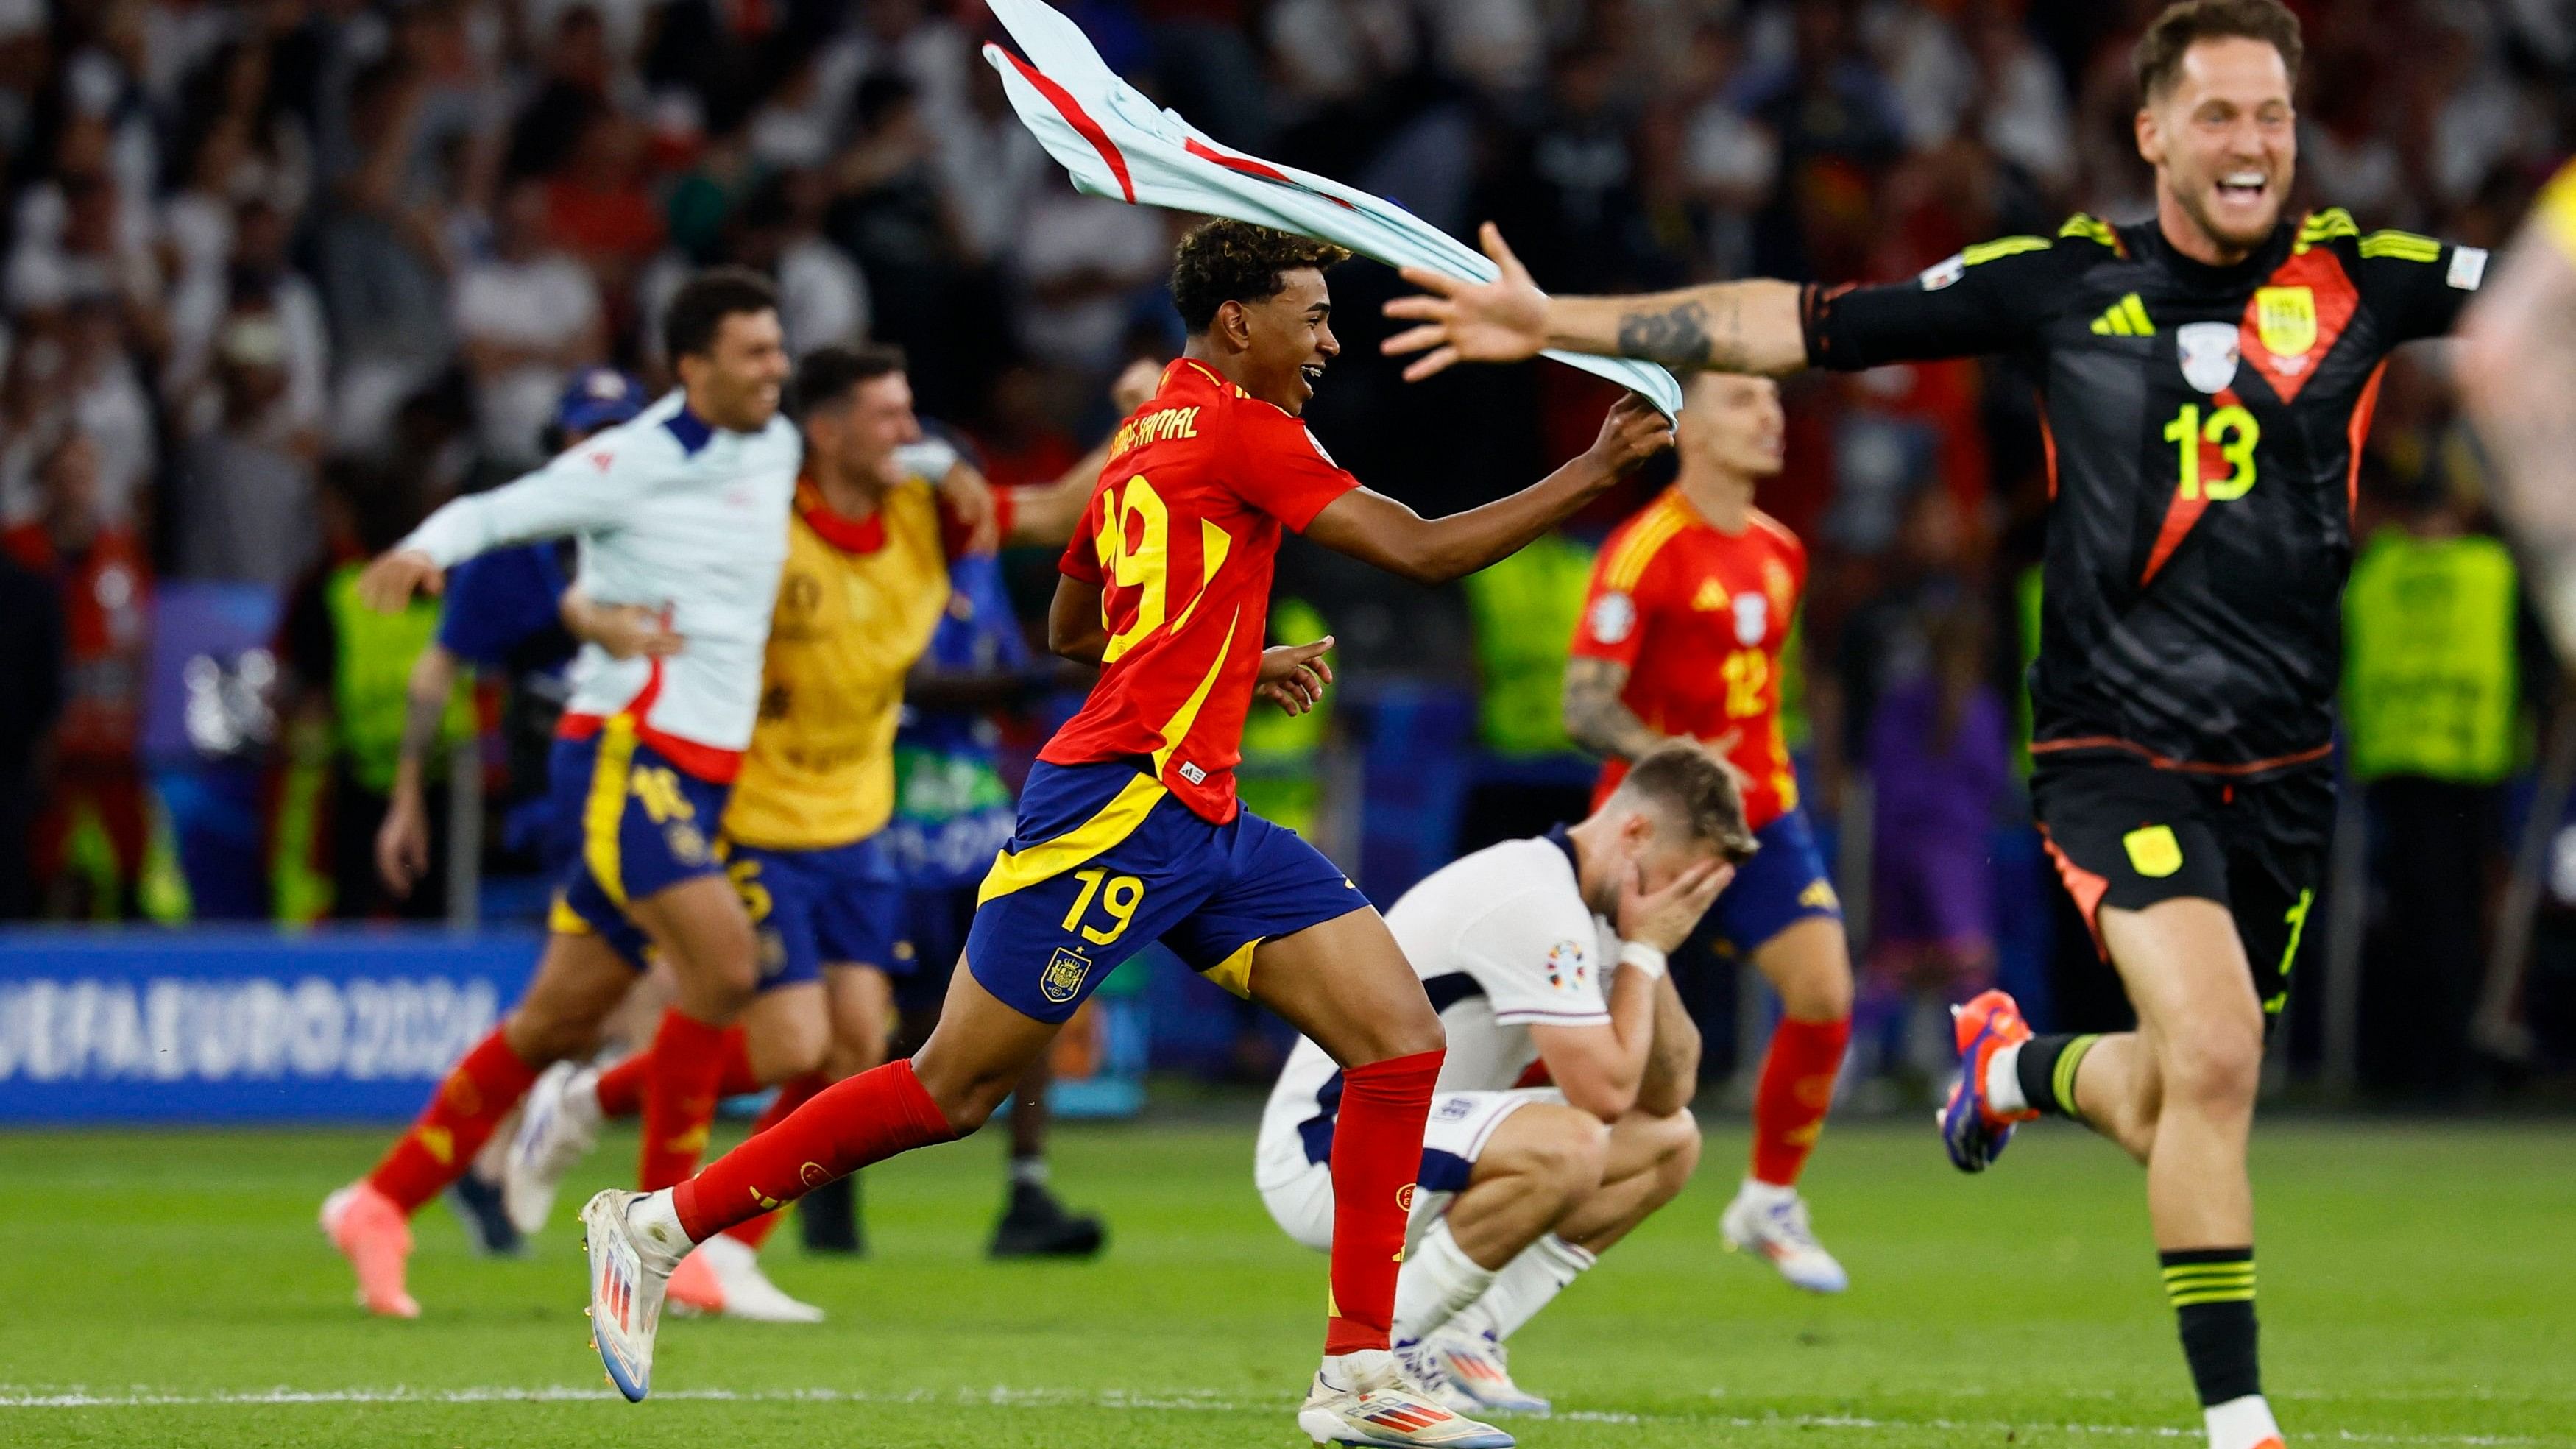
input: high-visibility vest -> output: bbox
[2342,529,2520,784]
[325,564,475,794]
[1462,531,1596,757]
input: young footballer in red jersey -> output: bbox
[578,220,1672,1448]
[1565,371,1855,1294]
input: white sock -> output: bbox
[1735,1177,1797,1209]
[1390,1221,1499,1345]
[1010,1155,1050,1188]
[1318,1349,1390,1389]
[628,1188,695,1258]
[1985,1041,2029,1115]
[2204,1393,2282,1449]
[1452,1234,1596,1343]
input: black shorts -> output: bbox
[2031,749,2334,1018]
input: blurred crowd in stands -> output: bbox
[0,0,2572,1097]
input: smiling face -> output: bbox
[2137,35,2298,263]
[677,308,789,433]
[807,370,923,487]
[1221,266,1339,416]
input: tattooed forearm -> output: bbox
[1563,657,1665,762]
[1616,300,1713,366]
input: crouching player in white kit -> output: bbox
[1257,744,1752,1415]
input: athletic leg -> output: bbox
[620,873,760,1190]
[1393,1100,1606,1348]
[329,928,631,1314]
[1724,913,1853,1292]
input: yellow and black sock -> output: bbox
[2012,1032,2101,1120]
[2162,1247,2260,1406]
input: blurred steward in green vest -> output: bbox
[1458,530,1598,847]
[2343,453,2544,1097]
[275,466,475,921]
[1236,596,1335,834]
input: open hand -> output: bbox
[355,549,444,612]
[1111,356,1162,414]
[375,792,431,899]
[1255,635,1335,717]
[1381,223,1551,382]
[1616,857,1733,955]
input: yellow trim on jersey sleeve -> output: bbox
[2295,208,2360,253]
[2536,161,2576,263]
[1602,500,1685,592]
[581,714,640,907]
[2058,214,2120,249]
[975,772,1171,905]
[2358,229,2442,263]
[1962,235,2050,266]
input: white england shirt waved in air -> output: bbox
[395,390,802,759]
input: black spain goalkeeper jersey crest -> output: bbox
[1803,210,2487,775]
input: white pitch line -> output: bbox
[0,1384,2560,1446]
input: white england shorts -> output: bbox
[1256,1088,1562,1253]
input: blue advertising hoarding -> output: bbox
[0,929,541,1122]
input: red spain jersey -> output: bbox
[1044,359,1359,822]
[1571,489,1806,830]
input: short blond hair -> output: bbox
[1613,743,1759,863]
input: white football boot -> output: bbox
[1298,1347,1515,1447]
[581,1190,687,1401]
[504,1061,601,1235]
[1424,1328,1551,1417]
[1720,1180,1850,1294]
[665,1233,825,1323]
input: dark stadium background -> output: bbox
[4,0,2575,1123]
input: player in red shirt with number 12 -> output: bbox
[1565,371,1856,1295]
[578,220,1674,1448]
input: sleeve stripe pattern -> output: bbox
[2058,213,2123,252]
[1602,498,1688,592]
[1961,235,2050,266]
[2357,230,2443,263]
[2295,208,2360,254]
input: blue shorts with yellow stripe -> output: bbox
[726,834,914,991]
[1701,809,1841,958]
[546,726,731,971]
[963,759,1368,1024]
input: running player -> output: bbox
[577,219,1671,1447]
[501,345,1092,1317]
[1259,743,1744,1417]
[320,269,796,1319]
[372,366,656,1258]
[1380,5,2488,1444]
[1563,369,1855,1293]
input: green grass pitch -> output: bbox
[1,1113,2569,1448]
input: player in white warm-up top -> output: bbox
[1256,743,1748,1415]
[319,269,802,1319]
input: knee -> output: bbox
[503,1005,596,1065]
[1781,954,1854,1022]
[1652,1111,1703,1197]
[2159,1011,2264,1114]
[909,1044,1019,1136]
[1352,1002,1446,1067]
[823,1027,885,1083]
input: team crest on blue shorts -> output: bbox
[1039,946,1094,1005]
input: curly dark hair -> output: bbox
[1169,220,1352,335]
[2134,0,2301,101]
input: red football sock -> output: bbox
[594,1021,758,1120]
[1749,1016,1851,1188]
[674,1059,954,1241]
[1325,1048,1443,1356]
[365,1029,542,1214]
[637,1010,732,1191]
[720,1071,832,1250]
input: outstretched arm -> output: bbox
[1381,223,1809,380]
[1301,393,1672,585]
[2460,213,2576,657]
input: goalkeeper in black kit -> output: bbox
[1378,4,2493,1447]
